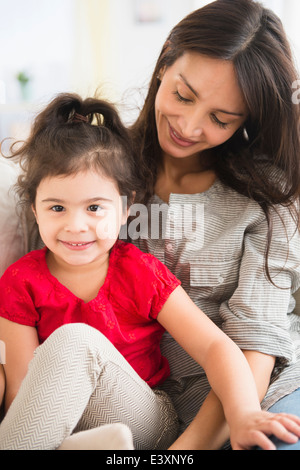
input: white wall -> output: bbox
[0,0,74,104]
[102,0,300,122]
[262,0,300,70]
[0,0,299,139]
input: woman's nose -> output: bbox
[178,109,204,138]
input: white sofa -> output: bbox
[0,157,27,276]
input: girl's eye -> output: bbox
[173,91,192,103]
[51,205,64,212]
[88,205,103,212]
[211,114,229,129]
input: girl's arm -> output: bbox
[157,286,300,450]
[0,317,39,412]
[0,364,5,409]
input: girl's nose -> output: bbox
[64,212,89,233]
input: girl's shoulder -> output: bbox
[113,240,163,269]
[0,248,47,281]
[111,240,180,286]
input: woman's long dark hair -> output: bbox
[130,0,300,282]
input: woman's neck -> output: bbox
[155,151,216,202]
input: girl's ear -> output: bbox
[31,204,38,224]
[121,206,131,226]
[121,192,136,226]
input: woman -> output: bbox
[129,0,300,450]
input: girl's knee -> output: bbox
[42,323,102,348]
[47,323,100,344]
[34,323,111,366]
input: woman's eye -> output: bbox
[51,205,64,212]
[173,91,192,103]
[211,114,229,129]
[88,205,103,212]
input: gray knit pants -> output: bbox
[0,323,178,450]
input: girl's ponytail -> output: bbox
[32,94,128,141]
[3,93,143,208]
[78,97,130,144]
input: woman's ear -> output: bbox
[157,66,167,82]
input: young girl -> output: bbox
[0,93,300,451]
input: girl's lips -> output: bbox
[168,123,198,147]
[60,241,95,251]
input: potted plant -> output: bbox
[16,71,31,101]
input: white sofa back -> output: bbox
[0,157,26,275]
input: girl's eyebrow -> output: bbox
[41,197,114,203]
[179,73,245,117]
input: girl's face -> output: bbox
[33,170,128,268]
[155,52,248,160]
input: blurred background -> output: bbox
[0,0,299,143]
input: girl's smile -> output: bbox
[59,240,96,251]
[32,170,129,271]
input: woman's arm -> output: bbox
[169,350,276,450]
[0,317,39,412]
[157,286,300,450]
[169,389,229,450]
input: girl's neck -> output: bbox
[46,251,110,303]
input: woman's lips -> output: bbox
[60,241,95,251]
[169,123,198,148]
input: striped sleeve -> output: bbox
[220,204,300,365]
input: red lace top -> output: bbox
[0,241,181,388]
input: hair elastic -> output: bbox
[72,112,89,123]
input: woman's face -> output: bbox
[155,52,248,160]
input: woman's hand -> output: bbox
[230,411,300,450]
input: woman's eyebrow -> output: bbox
[179,73,245,117]
[179,73,200,98]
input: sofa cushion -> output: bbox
[0,157,26,276]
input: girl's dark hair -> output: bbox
[7,93,141,209]
[130,0,300,282]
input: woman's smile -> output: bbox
[168,122,200,148]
